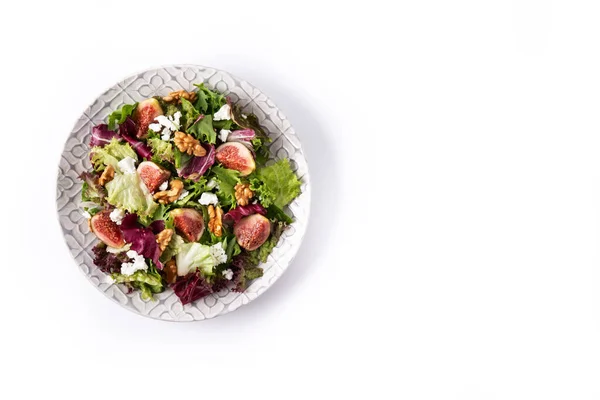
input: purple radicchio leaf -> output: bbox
[90,124,120,147]
[222,204,267,226]
[148,220,165,234]
[227,129,255,142]
[119,118,153,160]
[178,144,215,181]
[120,213,163,269]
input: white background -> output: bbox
[1,0,600,398]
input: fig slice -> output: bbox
[133,98,163,138]
[234,214,271,251]
[90,210,125,248]
[215,142,256,176]
[137,161,170,192]
[170,208,205,242]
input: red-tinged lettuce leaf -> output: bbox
[171,272,213,305]
[90,124,120,147]
[149,220,165,234]
[79,171,107,204]
[92,242,128,274]
[227,129,255,142]
[230,254,264,292]
[223,204,267,226]
[178,144,215,181]
[120,213,162,269]
[119,118,153,160]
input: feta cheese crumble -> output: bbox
[158,181,169,191]
[117,156,137,174]
[150,112,182,141]
[109,208,125,225]
[206,179,219,190]
[199,192,219,205]
[213,104,231,121]
[219,129,231,142]
[210,242,228,265]
[120,250,148,276]
[222,269,234,280]
[81,210,91,219]
[178,190,190,201]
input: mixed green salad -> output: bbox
[79,84,301,304]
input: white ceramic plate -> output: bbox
[56,65,310,321]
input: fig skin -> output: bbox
[90,210,125,248]
[134,98,163,138]
[170,208,205,242]
[234,214,271,251]
[137,161,170,192]
[215,142,256,176]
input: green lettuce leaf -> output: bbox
[106,172,158,216]
[176,242,216,277]
[210,166,240,206]
[188,115,216,144]
[248,221,286,265]
[193,83,226,115]
[107,103,137,131]
[180,98,199,130]
[91,138,137,171]
[250,159,301,208]
[147,138,174,163]
[111,265,164,300]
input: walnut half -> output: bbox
[174,131,206,157]
[156,228,174,252]
[153,180,184,204]
[234,183,254,206]
[208,205,223,237]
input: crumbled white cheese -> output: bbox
[81,210,92,219]
[210,242,228,265]
[241,113,248,119]
[104,275,115,284]
[219,129,231,142]
[222,269,233,280]
[117,156,137,174]
[158,181,169,191]
[109,208,125,225]
[161,128,172,141]
[213,104,231,121]
[120,250,148,276]
[172,111,182,127]
[178,190,190,201]
[199,192,219,205]
[206,179,219,190]
[148,123,162,132]
[155,115,178,131]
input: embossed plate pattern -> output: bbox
[56,65,310,321]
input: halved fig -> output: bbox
[137,161,170,192]
[171,208,205,242]
[215,142,256,176]
[133,98,163,138]
[90,210,125,248]
[234,214,271,251]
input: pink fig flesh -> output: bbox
[234,214,271,251]
[90,210,125,248]
[137,161,170,192]
[215,142,256,176]
[171,208,205,242]
[133,98,163,138]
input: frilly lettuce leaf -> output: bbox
[111,264,164,300]
[147,137,174,163]
[187,115,216,144]
[91,138,137,171]
[250,159,300,209]
[160,234,185,263]
[105,172,157,216]
[193,83,226,115]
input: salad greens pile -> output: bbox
[80,83,301,304]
